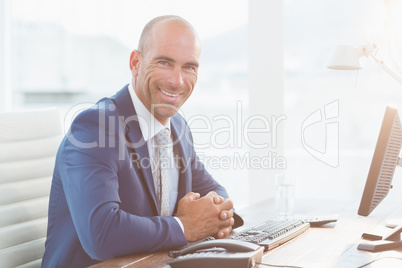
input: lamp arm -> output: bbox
[370,53,402,85]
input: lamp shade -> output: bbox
[327,45,362,70]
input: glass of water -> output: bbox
[275,173,295,217]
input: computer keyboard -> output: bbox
[228,219,310,251]
[168,219,310,258]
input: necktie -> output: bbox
[154,128,170,216]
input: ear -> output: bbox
[129,50,141,77]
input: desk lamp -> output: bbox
[327,43,402,85]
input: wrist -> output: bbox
[173,216,185,234]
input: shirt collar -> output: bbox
[128,82,171,141]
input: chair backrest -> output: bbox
[0,108,62,268]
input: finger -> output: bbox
[217,198,234,211]
[218,217,235,229]
[205,191,223,204]
[205,191,218,198]
[219,209,234,220]
[217,225,233,239]
[184,192,200,201]
[214,196,224,204]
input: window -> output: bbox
[283,0,402,200]
[5,0,249,206]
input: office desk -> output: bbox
[91,197,402,268]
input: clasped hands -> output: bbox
[176,191,234,242]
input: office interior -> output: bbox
[1,0,402,266]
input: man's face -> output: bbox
[131,21,200,124]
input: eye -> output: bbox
[159,61,169,66]
[184,65,196,71]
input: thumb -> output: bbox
[184,192,201,201]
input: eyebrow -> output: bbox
[153,56,199,68]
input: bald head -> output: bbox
[129,15,201,125]
[138,15,200,56]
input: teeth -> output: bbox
[161,89,179,97]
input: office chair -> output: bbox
[0,108,62,267]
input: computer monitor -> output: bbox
[358,106,402,217]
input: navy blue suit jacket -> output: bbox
[42,85,231,267]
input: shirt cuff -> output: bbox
[174,216,185,234]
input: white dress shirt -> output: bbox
[128,83,184,231]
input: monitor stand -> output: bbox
[358,224,402,251]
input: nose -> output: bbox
[167,67,184,87]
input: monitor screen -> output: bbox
[358,106,402,216]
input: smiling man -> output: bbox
[42,15,241,268]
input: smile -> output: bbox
[160,89,180,97]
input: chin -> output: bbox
[156,107,180,119]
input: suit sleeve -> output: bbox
[60,106,187,261]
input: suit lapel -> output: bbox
[114,85,159,215]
